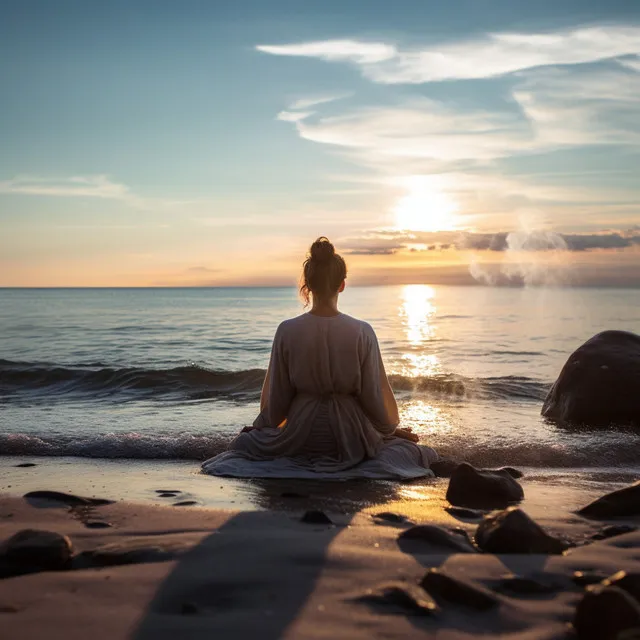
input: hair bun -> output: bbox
[310,237,335,263]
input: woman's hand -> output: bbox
[394,427,419,443]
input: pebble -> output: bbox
[573,584,640,640]
[23,491,113,507]
[398,525,476,553]
[355,581,439,616]
[420,568,498,610]
[0,529,73,577]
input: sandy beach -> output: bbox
[1,461,639,639]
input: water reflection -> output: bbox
[399,285,441,377]
[400,400,453,435]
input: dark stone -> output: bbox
[398,525,476,553]
[578,482,640,518]
[445,506,485,520]
[181,602,199,615]
[446,463,524,509]
[173,501,198,507]
[475,508,568,554]
[0,604,20,613]
[591,525,638,541]
[602,571,640,601]
[542,330,640,428]
[23,491,114,507]
[14,463,37,468]
[301,510,333,525]
[0,529,72,577]
[355,581,439,616]
[430,459,460,477]
[158,493,177,498]
[573,585,640,640]
[84,521,113,529]
[155,490,181,494]
[372,512,410,524]
[420,568,497,610]
[498,467,524,479]
[280,492,308,499]
[496,574,565,595]
[573,571,610,587]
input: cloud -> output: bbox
[289,93,352,110]
[257,40,396,65]
[0,175,131,199]
[277,110,314,122]
[340,229,640,254]
[258,25,640,84]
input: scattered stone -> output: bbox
[578,482,640,518]
[420,568,497,610]
[446,463,524,509]
[0,604,19,613]
[280,491,308,499]
[445,506,485,520]
[84,521,113,529]
[173,501,198,507]
[155,490,181,494]
[430,459,460,477]
[0,529,73,578]
[573,571,610,587]
[398,525,476,553]
[372,512,410,524]
[542,330,640,428]
[24,491,113,507]
[181,602,199,615]
[355,581,439,616]
[573,584,640,640]
[14,463,37,468]
[301,510,333,525]
[591,525,638,541]
[158,493,177,498]
[475,508,568,554]
[495,574,565,595]
[602,571,640,601]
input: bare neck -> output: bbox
[310,295,340,317]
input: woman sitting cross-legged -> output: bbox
[202,237,443,480]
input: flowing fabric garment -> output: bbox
[202,312,439,479]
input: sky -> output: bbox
[1,0,639,287]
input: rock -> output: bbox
[14,463,37,468]
[355,581,439,616]
[181,602,199,615]
[542,330,640,427]
[591,525,638,541]
[158,493,177,498]
[280,491,308,499]
[420,568,497,610]
[0,529,72,577]
[0,604,19,613]
[573,584,640,640]
[498,467,524,479]
[446,463,524,509]
[398,525,476,553]
[173,501,197,507]
[301,510,333,525]
[573,571,610,587]
[475,508,568,554]
[445,506,485,520]
[430,459,460,477]
[578,482,640,518]
[602,571,640,601]
[23,491,113,507]
[84,521,112,529]
[372,512,410,524]
[155,490,181,494]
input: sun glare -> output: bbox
[393,176,459,232]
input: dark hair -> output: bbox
[300,237,347,306]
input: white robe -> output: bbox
[202,312,438,479]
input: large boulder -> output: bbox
[446,463,523,509]
[542,330,640,427]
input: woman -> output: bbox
[202,237,440,479]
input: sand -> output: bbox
[1,461,639,639]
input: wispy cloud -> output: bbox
[0,175,131,199]
[289,93,352,110]
[258,25,640,84]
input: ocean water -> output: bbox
[1,285,639,471]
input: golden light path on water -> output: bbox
[397,284,453,439]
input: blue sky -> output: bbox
[1,0,639,286]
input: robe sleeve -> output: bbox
[252,323,294,429]
[359,326,399,435]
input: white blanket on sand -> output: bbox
[201,438,439,480]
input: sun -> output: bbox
[393,176,459,232]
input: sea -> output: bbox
[1,286,639,476]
